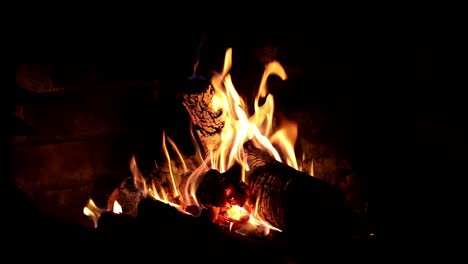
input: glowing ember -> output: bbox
[83,48,316,236]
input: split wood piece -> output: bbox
[182,84,224,156]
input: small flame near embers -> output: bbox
[84,48,315,237]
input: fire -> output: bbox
[83,199,123,227]
[209,48,290,174]
[226,205,250,221]
[83,198,104,228]
[84,48,316,235]
[112,201,122,214]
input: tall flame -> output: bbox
[209,48,295,176]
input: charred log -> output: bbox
[195,169,227,207]
[243,141,354,242]
[195,163,248,209]
[187,140,353,246]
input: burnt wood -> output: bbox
[243,140,353,242]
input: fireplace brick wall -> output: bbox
[13,64,158,227]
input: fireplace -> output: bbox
[10,34,376,262]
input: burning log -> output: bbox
[243,140,353,241]
[163,138,353,244]
[195,164,248,208]
[190,139,352,237]
[194,165,249,222]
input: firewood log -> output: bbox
[242,140,353,241]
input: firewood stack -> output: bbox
[94,41,364,262]
[100,74,356,263]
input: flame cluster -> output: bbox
[84,48,314,235]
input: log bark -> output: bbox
[182,84,224,156]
